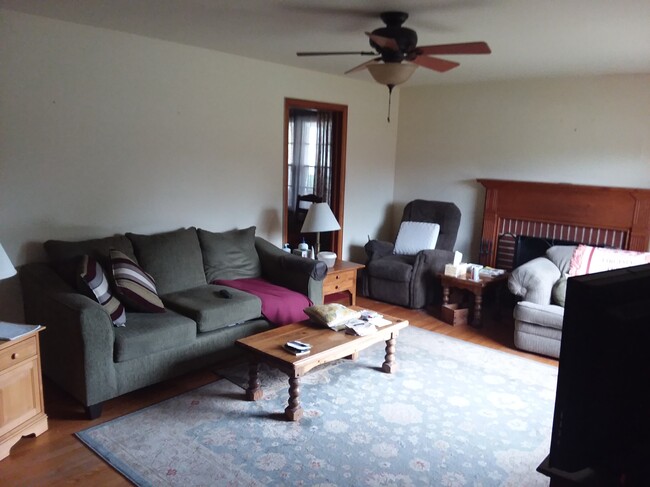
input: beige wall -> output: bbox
[2,10,649,323]
[0,10,399,321]
[395,75,650,261]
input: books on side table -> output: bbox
[479,266,506,277]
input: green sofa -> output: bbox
[19,227,326,418]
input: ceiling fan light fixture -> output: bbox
[367,62,418,87]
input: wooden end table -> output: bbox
[0,328,48,460]
[236,309,408,421]
[439,272,508,327]
[322,260,364,306]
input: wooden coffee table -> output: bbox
[235,309,409,421]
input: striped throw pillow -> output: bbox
[78,255,126,327]
[109,249,165,313]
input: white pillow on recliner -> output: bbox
[393,221,440,255]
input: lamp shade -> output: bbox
[367,62,418,86]
[301,203,341,233]
[0,244,17,280]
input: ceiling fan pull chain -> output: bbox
[387,84,394,123]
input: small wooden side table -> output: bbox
[439,273,509,327]
[322,260,365,306]
[0,328,48,461]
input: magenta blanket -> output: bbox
[212,278,311,326]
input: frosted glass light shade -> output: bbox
[301,203,341,233]
[367,63,418,86]
[0,244,17,280]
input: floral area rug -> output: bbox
[76,326,557,486]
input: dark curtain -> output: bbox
[314,111,333,205]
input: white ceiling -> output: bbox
[2,0,650,86]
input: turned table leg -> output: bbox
[473,291,483,328]
[284,376,303,421]
[382,335,398,373]
[245,361,263,401]
[442,285,450,305]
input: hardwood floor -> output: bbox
[1,296,557,485]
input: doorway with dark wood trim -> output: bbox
[283,98,347,256]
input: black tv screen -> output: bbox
[549,263,650,482]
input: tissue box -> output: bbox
[444,263,468,278]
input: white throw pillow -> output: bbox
[393,221,440,255]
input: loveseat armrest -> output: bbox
[508,257,562,305]
[254,237,327,304]
[19,263,118,407]
[364,239,394,262]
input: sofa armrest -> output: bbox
[19,263,118,406]
[364,239,394,262]
[254,237,327,304]
[508,257,562,305]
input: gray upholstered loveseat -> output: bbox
[508,243,650,358]
[507,245,576,358]
[19,227,326,418]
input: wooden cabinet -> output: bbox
[0,329,48,461]
[322,260,364,306]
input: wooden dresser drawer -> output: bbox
[323,273,355,294]
[0,336,37,372]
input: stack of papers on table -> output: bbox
[345,320,377,336]
[0,322,41,341]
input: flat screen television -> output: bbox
[548,263,650,483]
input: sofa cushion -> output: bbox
[77,255,126,327]
[113,310,196,363]
[514,301,564,330]
[552,276,568,307]
[213,277,312,326]
[545,245,576,275]
[109,249,165,313]
[127,228,206,294]
[198,226,261,282]
[44,235,136,288]
[162,284,262,333]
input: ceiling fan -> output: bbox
[297,11,491,85]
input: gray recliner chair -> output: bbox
[362,200,461,309]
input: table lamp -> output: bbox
[0,243,17,280]
[300,203,341,254]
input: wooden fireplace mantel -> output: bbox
[477,179,650,268]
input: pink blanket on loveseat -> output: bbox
[212,277,311,326]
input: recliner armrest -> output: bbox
[364,239,394,262]
[416,248,455,272]
[508,257,562,305]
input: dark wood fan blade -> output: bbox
[416,41,491,55]
[365,32,399,51]
[344,58,381,74]
[412,55,460,73]
[297,51,376,56]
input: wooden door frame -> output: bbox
[283,98,347,257]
